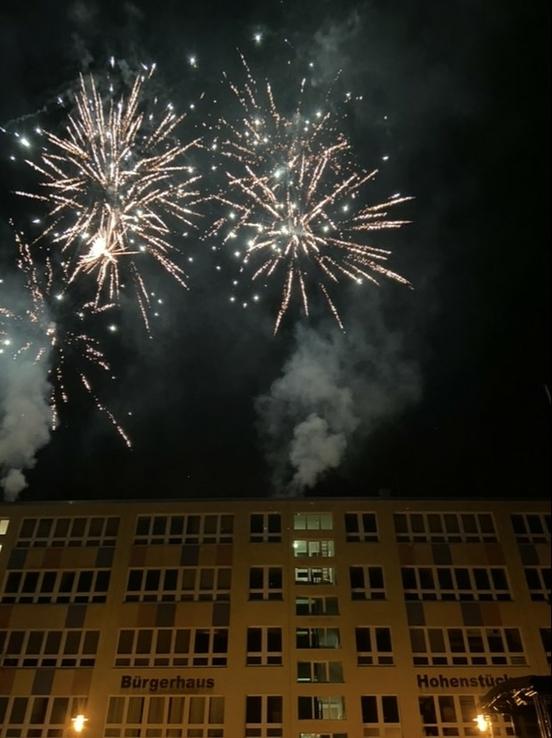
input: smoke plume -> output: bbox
[256,320,421,494]
[0,358,52,501]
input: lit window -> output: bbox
[296,596,339,616]
[293,513,333,531]
[297,661,343,683]
[298,696,345,720]
[295,567,335,585]
[293,540,335,557]
[296,628,340,649]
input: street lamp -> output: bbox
[475,713,492,734]
[71,714,88,733]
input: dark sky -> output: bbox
[0,0,549,501]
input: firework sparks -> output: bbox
[17,68,202,331]
[0,231,130,446]
[209,58,413,332]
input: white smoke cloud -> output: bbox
[0,358,52,501]
[290,414,348,489]
[256,319,421,494]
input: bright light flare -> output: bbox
[474,714,491,732]
[71,714,88,733]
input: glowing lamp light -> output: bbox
[474,714,490,732]
[71,714,88,733]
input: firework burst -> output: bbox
[1,231,130,446]
[17,67,202,332]
[209,58,413,332]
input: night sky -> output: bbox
[0,0,549,502]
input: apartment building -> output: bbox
[0,497,549,737]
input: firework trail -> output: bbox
[209,57,412,332]
[16,66,202,332]
[1,231,130,448]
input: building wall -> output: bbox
[0,497,549,737]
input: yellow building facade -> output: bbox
[0,497,549,737]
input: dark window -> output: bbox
[247,628,262,652]
[127,571,142,591]
[361,697,378,723]
[376,628,392,652]
[382,696,399,723]
[246,696,262,723]
[267,628,282,651]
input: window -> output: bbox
[511,513,551,544]
[540,629,551,664]
[0,696,86,737]
[296,628,340,649]
[295,567,335,586]
[0,518,8,554]
[344,512,378,542]
[249,567,283,600]
[293,540,335,557]
[293,513,333,531]
[0,569,110,604]
[419,695,514,737]
[246,627,282,666]
[297,661,343,683]
[115,628,228,667]
[361,695,400,736]
[245,696,283,737]
[296,597,339,616]
[105,695,224,737]
[250,513,281,543]
[349,566,385,600]
[524,567,551,601]
[298,697,345,720]
[409,627,526,666]
[16,517,119,547]
[401,567,511,601]
[394,512,497,543]
[0,629,99,668]
[134,514,233,545]
[355,627,393,665]
[124,567,231,602]
[299,734,347,738]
